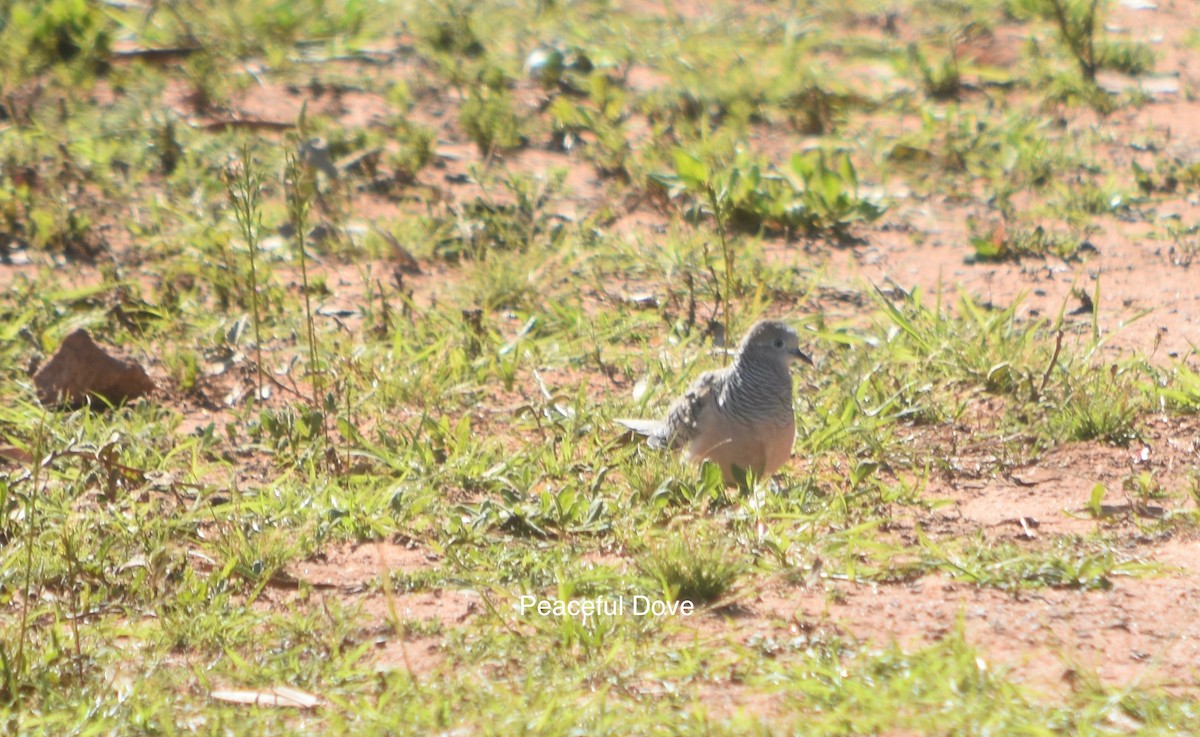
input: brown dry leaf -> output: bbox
[1009,469,1063,487]
[0,446,33,465]
[34,329,155,408]
[210,686,322,709]
[373,223,422,275]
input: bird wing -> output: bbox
[616,368,727,451]
[656,368,726,450]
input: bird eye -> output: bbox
[773,338,784,349]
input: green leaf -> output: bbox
[1088,483,1106,517]
[673,149,709,188]
[985,362,1013,390]
[851,460,880,487]
[837,153,857,187]
[789,151,814,182]
[700,460,726,491]
[822,168,841,206]
[971,236,1003,258]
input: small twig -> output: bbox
[247,360,309,401]
[706,184,733,365]
[290,52,396,66]
[109,46,202,62]
[1038,329,1065,399]
[199,119,294,132]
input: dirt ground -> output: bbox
[201,0,1196,694]
[9,0,1200,708]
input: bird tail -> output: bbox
[614,418,669,449]
[614,418,660,435]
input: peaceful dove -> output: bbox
[618,320,812,485]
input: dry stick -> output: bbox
[109,46,202,63]
[252,368,308,401]
[200,119,295,132]
[1038,329,1065,399]
[699,236,720,320]
[707,184,734,362]
[10,447,206,493]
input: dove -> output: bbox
[618,320,812,486]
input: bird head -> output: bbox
[738,320,813,366]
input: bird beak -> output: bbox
[792,348,813,365]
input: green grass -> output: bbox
[2,0,1200,732]
[636,529,746,604]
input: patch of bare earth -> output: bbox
[718,557,1200,698]
[269,540,474,678]
[888,414,1200,539]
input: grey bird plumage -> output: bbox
[618,320,812,485]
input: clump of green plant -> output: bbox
[179,52,225,112]
[909,43,961,100]
[639,67,765,134]
[164,348,202,391]
[637,533,745,604]
[28,200,104,261]
[1123,469,1167,506]
[870,288,1065,403]
[1132,157,1200,195]
[416,1,484,57]
[550,98,631,176]
[4,0,112,77]
[388,120,436,184]
[654,148,885,238]
[1165,223,1199,268]
[428,171,563,262]
[134,0,366,58]
[968,222,1089,261]
[548,74,632,177]
[458,246,548,310]
[1049,178,1128,221]
[1097,39,1155,76]
[1153,361,1200,411]
[783,85,837,135]
[460,87,525,154]
[773,70,853,135]
[1051,367,1142,445]
[1013,0,1154,83]
[920,532,1152,590]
